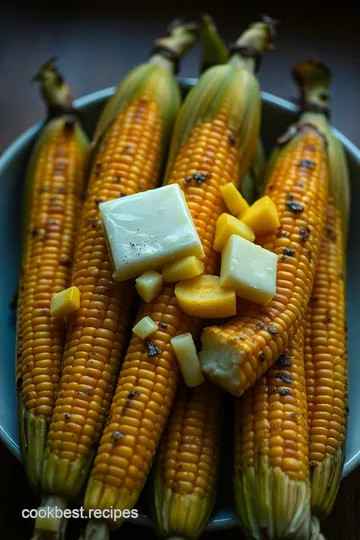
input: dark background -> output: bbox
[1,1,359,538]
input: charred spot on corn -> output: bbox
[228,133,235,146]
[59,257,72,267]
[266,326,278,334]
[146,339,160,357]
[277,352,291,368]
[128,390,141,400]
[298,159,316,170]
[300,226,310,242]
[88,218,98,228]
[16,377,23,391]
[275,371,293,383]
[259,351,265,362]
[159,322,168,328]
[307,250,313,261]
[64,413,71,420]
[95,199,104,206]
[327,227,337,241]
[119,192,127,198]
[184,172,211,185]
[277,229,290,238]
[279,387,291,396]
[281,248,295,260]
[256,321,265,329]
[296,181,304,187]
[286,199,304,213]
[112,431,125,441]
[115,176,121,183]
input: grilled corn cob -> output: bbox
[152,382,221,539]
[33,22,197,537]
[199,87,330,397]
[234,323,310,539]
[16,59,89,492]
[82,18,275,536]
[201,13,265,205]
[293,60,349,519]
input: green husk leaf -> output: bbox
[17,400,48,493]
[91,20,199,153]
[234,458,311,539]
[201,14,229,72]
[311,446,345,520]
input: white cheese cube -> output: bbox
[171,333,205,387]
[132,316,158,339]
[135,270,163,303]
[99,184,205,281]
[220,234,277,305]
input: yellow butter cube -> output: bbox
[175,275,236,319]
[240,195,280,236]
[220,182,249,216]
[132,316,158,339]
[171,333,204,387]
[162,255,204,283]
[135,270,163,303]
[214,213,255,252]
[50,286,80,318]
[220,235,277,305]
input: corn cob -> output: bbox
[152,381,221,539]
[199,87,330,398]
[201,13,265,206]
[293,60,349,519]
[32,22,197,537]
[82,19,275,537]
[15,58,89,492]
[234,322,311,539]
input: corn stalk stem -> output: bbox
[32,57,72,108]
[150,20,198,72]
[229,17,276,72]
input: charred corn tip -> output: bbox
[31,57,72,108]
[234,462,311,540]
[238,15,277,53]
[292,59,331,118]
[311,445,345,519]
[292,59,331,88]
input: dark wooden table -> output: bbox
[1,1,359,538]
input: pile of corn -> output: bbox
[14,13,349,540]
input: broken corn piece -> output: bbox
[175,275,236,318]
[171,333,204,387]
[135,270,163,303]
[220,234,277,305]
[50,286,80,318]
[214,213,255,252]
[220,182,249,216]
[240,195,280,236]
[132,316,158,339]
[162,255,204,283]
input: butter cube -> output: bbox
[214,213,255,252]
[220,183,249,216]
[99,184,205,281]
[162,255,204,283]
[220,235,277,305]
[50,286,80,318]
[132,316,158,339]
[135,270,163,303]
[240,195,280,236]
[171,333,204,387]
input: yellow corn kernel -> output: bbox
[171,333,204,387]
[214,213,255,252]
[162,255,204,283]
[50,287,80,318]
[240,195,280,236]
[132,316,158,339]
[135,270,163,303]
[175,275,236,318]
[220,182,249,216]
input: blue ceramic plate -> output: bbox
[1,79,360,530]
